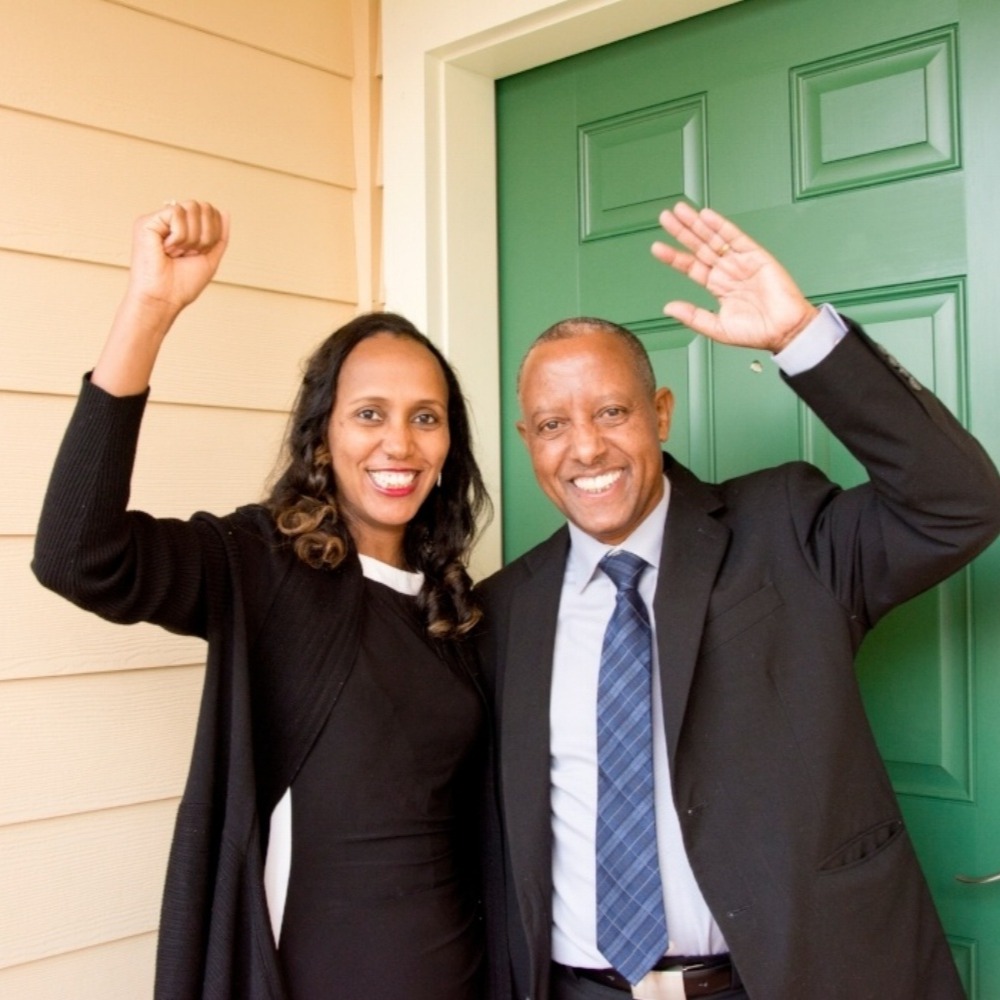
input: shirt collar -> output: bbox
[358,553,424,596]
[565,475,670,594]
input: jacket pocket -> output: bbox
[818,818,904,873]
[701,582,784,653]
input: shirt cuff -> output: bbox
[772,303,848,376]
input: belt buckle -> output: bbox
[630,968,686,1000]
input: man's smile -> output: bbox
[572,469,623,494]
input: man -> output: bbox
[479,203,1000,1000]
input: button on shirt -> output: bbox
[548,304,848,967]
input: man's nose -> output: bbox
[568,421,605,464]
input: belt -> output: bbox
[555,955,740,998]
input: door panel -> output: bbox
[497,0,1000,992]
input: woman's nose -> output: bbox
[381,418,415,457]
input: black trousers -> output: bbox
[550,963,750,1000]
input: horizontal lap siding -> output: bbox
[0,667,204,826]
[0,250,357,408]
[5,394,289,533]
[0,802,177,969]
[3,0,354,184]
[1,539,206,681]
[0,0,376,990]
[0,933,158,1000]
[0,110,357,301]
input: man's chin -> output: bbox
[565,509,629,545]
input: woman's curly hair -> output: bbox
[265,312,492,639]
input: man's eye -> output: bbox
[599,406,628,422]
[538,419,563,435]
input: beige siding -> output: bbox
[0,0,380,990]
[0,934,158,1000]
[0,668,204,825]
[0,803,176,969]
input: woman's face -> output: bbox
[327,333,450,567]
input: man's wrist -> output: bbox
[773,303,848,375]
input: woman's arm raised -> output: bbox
[93,200,229,396]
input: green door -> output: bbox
[496,0,1000,993]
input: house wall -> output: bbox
[0,0,380,994]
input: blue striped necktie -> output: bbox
[596,550,668,984]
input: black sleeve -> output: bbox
[32,376,227,637]
[785,321,1000,625]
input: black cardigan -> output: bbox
[32,379,489,998]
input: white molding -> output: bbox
[381,0,741,575]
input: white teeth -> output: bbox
[369,470,417,489]
[573,470,622,493]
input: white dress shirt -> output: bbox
[549,305,847,966]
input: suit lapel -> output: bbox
[654,457,729,769]
[499,529,569,972]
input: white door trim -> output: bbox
[380,0,742,573]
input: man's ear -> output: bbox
[654,387,675,442]
[516,420,528,444]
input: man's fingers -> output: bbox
[658,205,718,268]
[651,240,713,289]
[659,203,749,261]
[663,300,722,339]
[650,240,686,269]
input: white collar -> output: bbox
[358,553,424,596]
[565,474,670,594]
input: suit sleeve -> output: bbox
[32,376,226,637]
[784,320,1000,627]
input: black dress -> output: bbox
[277,575,485,999]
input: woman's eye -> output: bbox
[413,412,441,426]
[356,408,381,422]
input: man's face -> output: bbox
[517,330,674,545]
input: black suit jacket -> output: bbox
[479,327,1000,999]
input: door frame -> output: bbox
[380,0,743,575]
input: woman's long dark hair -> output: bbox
[265,312,492,639]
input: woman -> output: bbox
[32,201,492,999]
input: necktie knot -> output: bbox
[600,550,647,594]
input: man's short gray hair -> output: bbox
[516,317,657,396]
